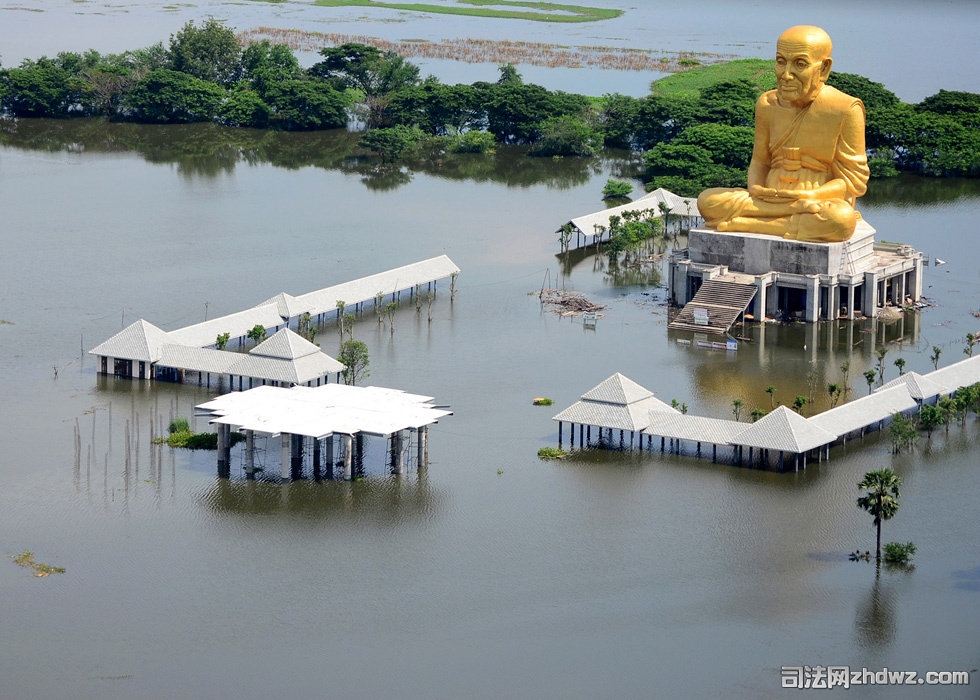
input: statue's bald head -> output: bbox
[778,25,833,61]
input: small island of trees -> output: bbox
[1,19,977,195]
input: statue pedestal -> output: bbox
[669,218,923,322]
[687,220,876,277]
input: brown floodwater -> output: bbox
[1,3,979,698]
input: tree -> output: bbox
[246,324,266,347]
[731,398,744,422]
[122,68,224,123]
[0,58,89,117]
[828,382,842,408]
[602,179,632,199]
[931,345,942,370]
[894,356,906,376]
[889,412,918,453]
[857,468,903,562]
[167,19,242,87]
[839,360,852,398]
[262,78,349,131]
[793,395,808,415]
[965,332,977,357]
[310,42,420,127]
[917,403,943,438]
[863,369,877,395]
[875,346,888,386]
[936,396,960,433]
[359,124,425,163]
[215,332,231,350]
[528,115,602,157]
[765,385,776,409]
[339,339,369,386]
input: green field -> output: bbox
[651,58,775,97]
[307,0,623,22]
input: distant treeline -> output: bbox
[1,20,977,195]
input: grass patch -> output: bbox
[651,58,775,97]
[155,431,246,449]
[310,0,622,22]
[13,551,65,577]
[537,446,568,459]
[532,397,553,405]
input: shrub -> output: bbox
[883,541,917,564]
[168,416,190,434]
[537,447,568,459]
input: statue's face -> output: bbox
[775,38,831,108]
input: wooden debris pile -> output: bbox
[538,289,606,317]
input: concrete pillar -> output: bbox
[245,429,256,477]
[847,284,856,320]
[343,434,353,480]
[291,434,303,480]
[313,438,321,480]
[391,431,404,474]
[217,423,231,478]
[280,432,292,481]
[754,277,767,320]
[418,425,428,466]
[805,276,820,322]
[864,271,878,315]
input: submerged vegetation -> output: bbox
[309,0,622,23]
[12,551,65,577]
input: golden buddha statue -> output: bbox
[697,25,870,243]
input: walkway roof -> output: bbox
[196,384,452,439]
[643,413,746,444]
[167,304,285,349]
[730,406,836,453]
[809,385,918,437]
[565,188,699,237]
[926,354,980,393]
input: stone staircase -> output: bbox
[668,278,757,335]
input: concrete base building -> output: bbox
[668,219,923,326]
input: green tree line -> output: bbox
[1,20,977,188]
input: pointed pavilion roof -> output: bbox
[250,328,320,360]
[259,292,306,321]
[731,405,835,453]
[553,373,676,431]
[581,372,653,404]
[87,319,170,363]
[877,371,949,402]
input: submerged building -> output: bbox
[667,219,924,333]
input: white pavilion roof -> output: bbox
[196,384,452,438]
[87,319,171,363]
[926,354,980,393]
[566,188,699,237]
[809,385,918,437]
[877,371,950,401]
[553,373,677,431]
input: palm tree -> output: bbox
[765,385,776,409]
[931,345,942,371]
[965,332,977,357]
[857,468,902,561]
[893,357,906,376]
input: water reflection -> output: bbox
[853,564,915,650]
[0,118,606,190]
[199,476,441,526]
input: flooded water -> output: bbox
[2,3,980,699]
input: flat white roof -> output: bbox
[196,384,452,439]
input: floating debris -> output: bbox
[537,289,606,317]
[12,551,65,577]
